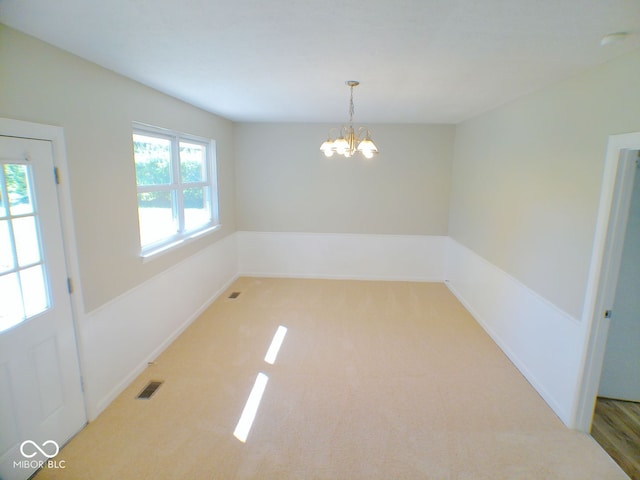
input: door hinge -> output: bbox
[604,310,612,319]
[54,166,60,185]
[67,277,74,294]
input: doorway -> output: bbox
[0,121,87,480]
[576,134,640,429]
[591,149,640,478]
[598,152,640,402]
[573,133,640,478]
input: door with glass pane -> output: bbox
[0,136,86,480]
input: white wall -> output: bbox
[449,49,640,320]
[0,25,240,420]
[235,123,454,235]
[0,25,237,312]
[238,231,446,282]
[447,48,640,427]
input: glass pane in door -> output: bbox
[0,163,50,332]
[21,265,48,318]
[13,216,41,266]
[0,220,13,273]
[5,163,34,215]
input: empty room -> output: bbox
[1,1,640,478]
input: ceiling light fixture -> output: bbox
[600,32,629,46]
[320,81,378,159]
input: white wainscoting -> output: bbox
[79,231,586,428]
[237,231,447,282]
[80,234,238,420]
[445,238,582,426]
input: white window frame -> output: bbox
[132,122,220,260]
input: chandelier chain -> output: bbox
[349,84,355,125]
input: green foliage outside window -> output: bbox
[134,141,206,208]
[3,164,29,205]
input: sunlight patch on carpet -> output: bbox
[234,372,269,443]
[264,325,288,365]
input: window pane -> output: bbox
[0,176,6,217]
[5,164,34,215]
[183,187,211,231]
[20,265,48,318]
[13,216,41,267]
[137,191,177,247]
[179,142,206,183]
[0,220,14,273]
[133,134,172,186]
[0,272,24,331]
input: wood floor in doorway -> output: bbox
[591,397,640,480]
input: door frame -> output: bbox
[574,132,640,431]
[0,117,88,418]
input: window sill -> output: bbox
[140,224,222,263]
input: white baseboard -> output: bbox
[237,231,447,282]
[81,234,238,420]
[445,238,582,426]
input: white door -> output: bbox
[0,136,86,479]
[599,155,640,402]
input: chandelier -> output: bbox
[320,80,379,159]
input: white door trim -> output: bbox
[574,132,640,431]
[0,117,88,417]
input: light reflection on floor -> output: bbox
[233,325,288,443]
[264,325,288,365]
[233,372,269,443]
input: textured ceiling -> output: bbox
[1,0,639,123]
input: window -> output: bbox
[0,162,49,331]
[132,123,219,257]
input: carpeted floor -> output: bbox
[35,278,628,479]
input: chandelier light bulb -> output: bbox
[320,139,335,157]
[334,137,348,155]
[357,137,378,157]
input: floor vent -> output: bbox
[228,292,241,299]
[137,381,163,399]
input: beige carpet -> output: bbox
[36,278,627,479]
